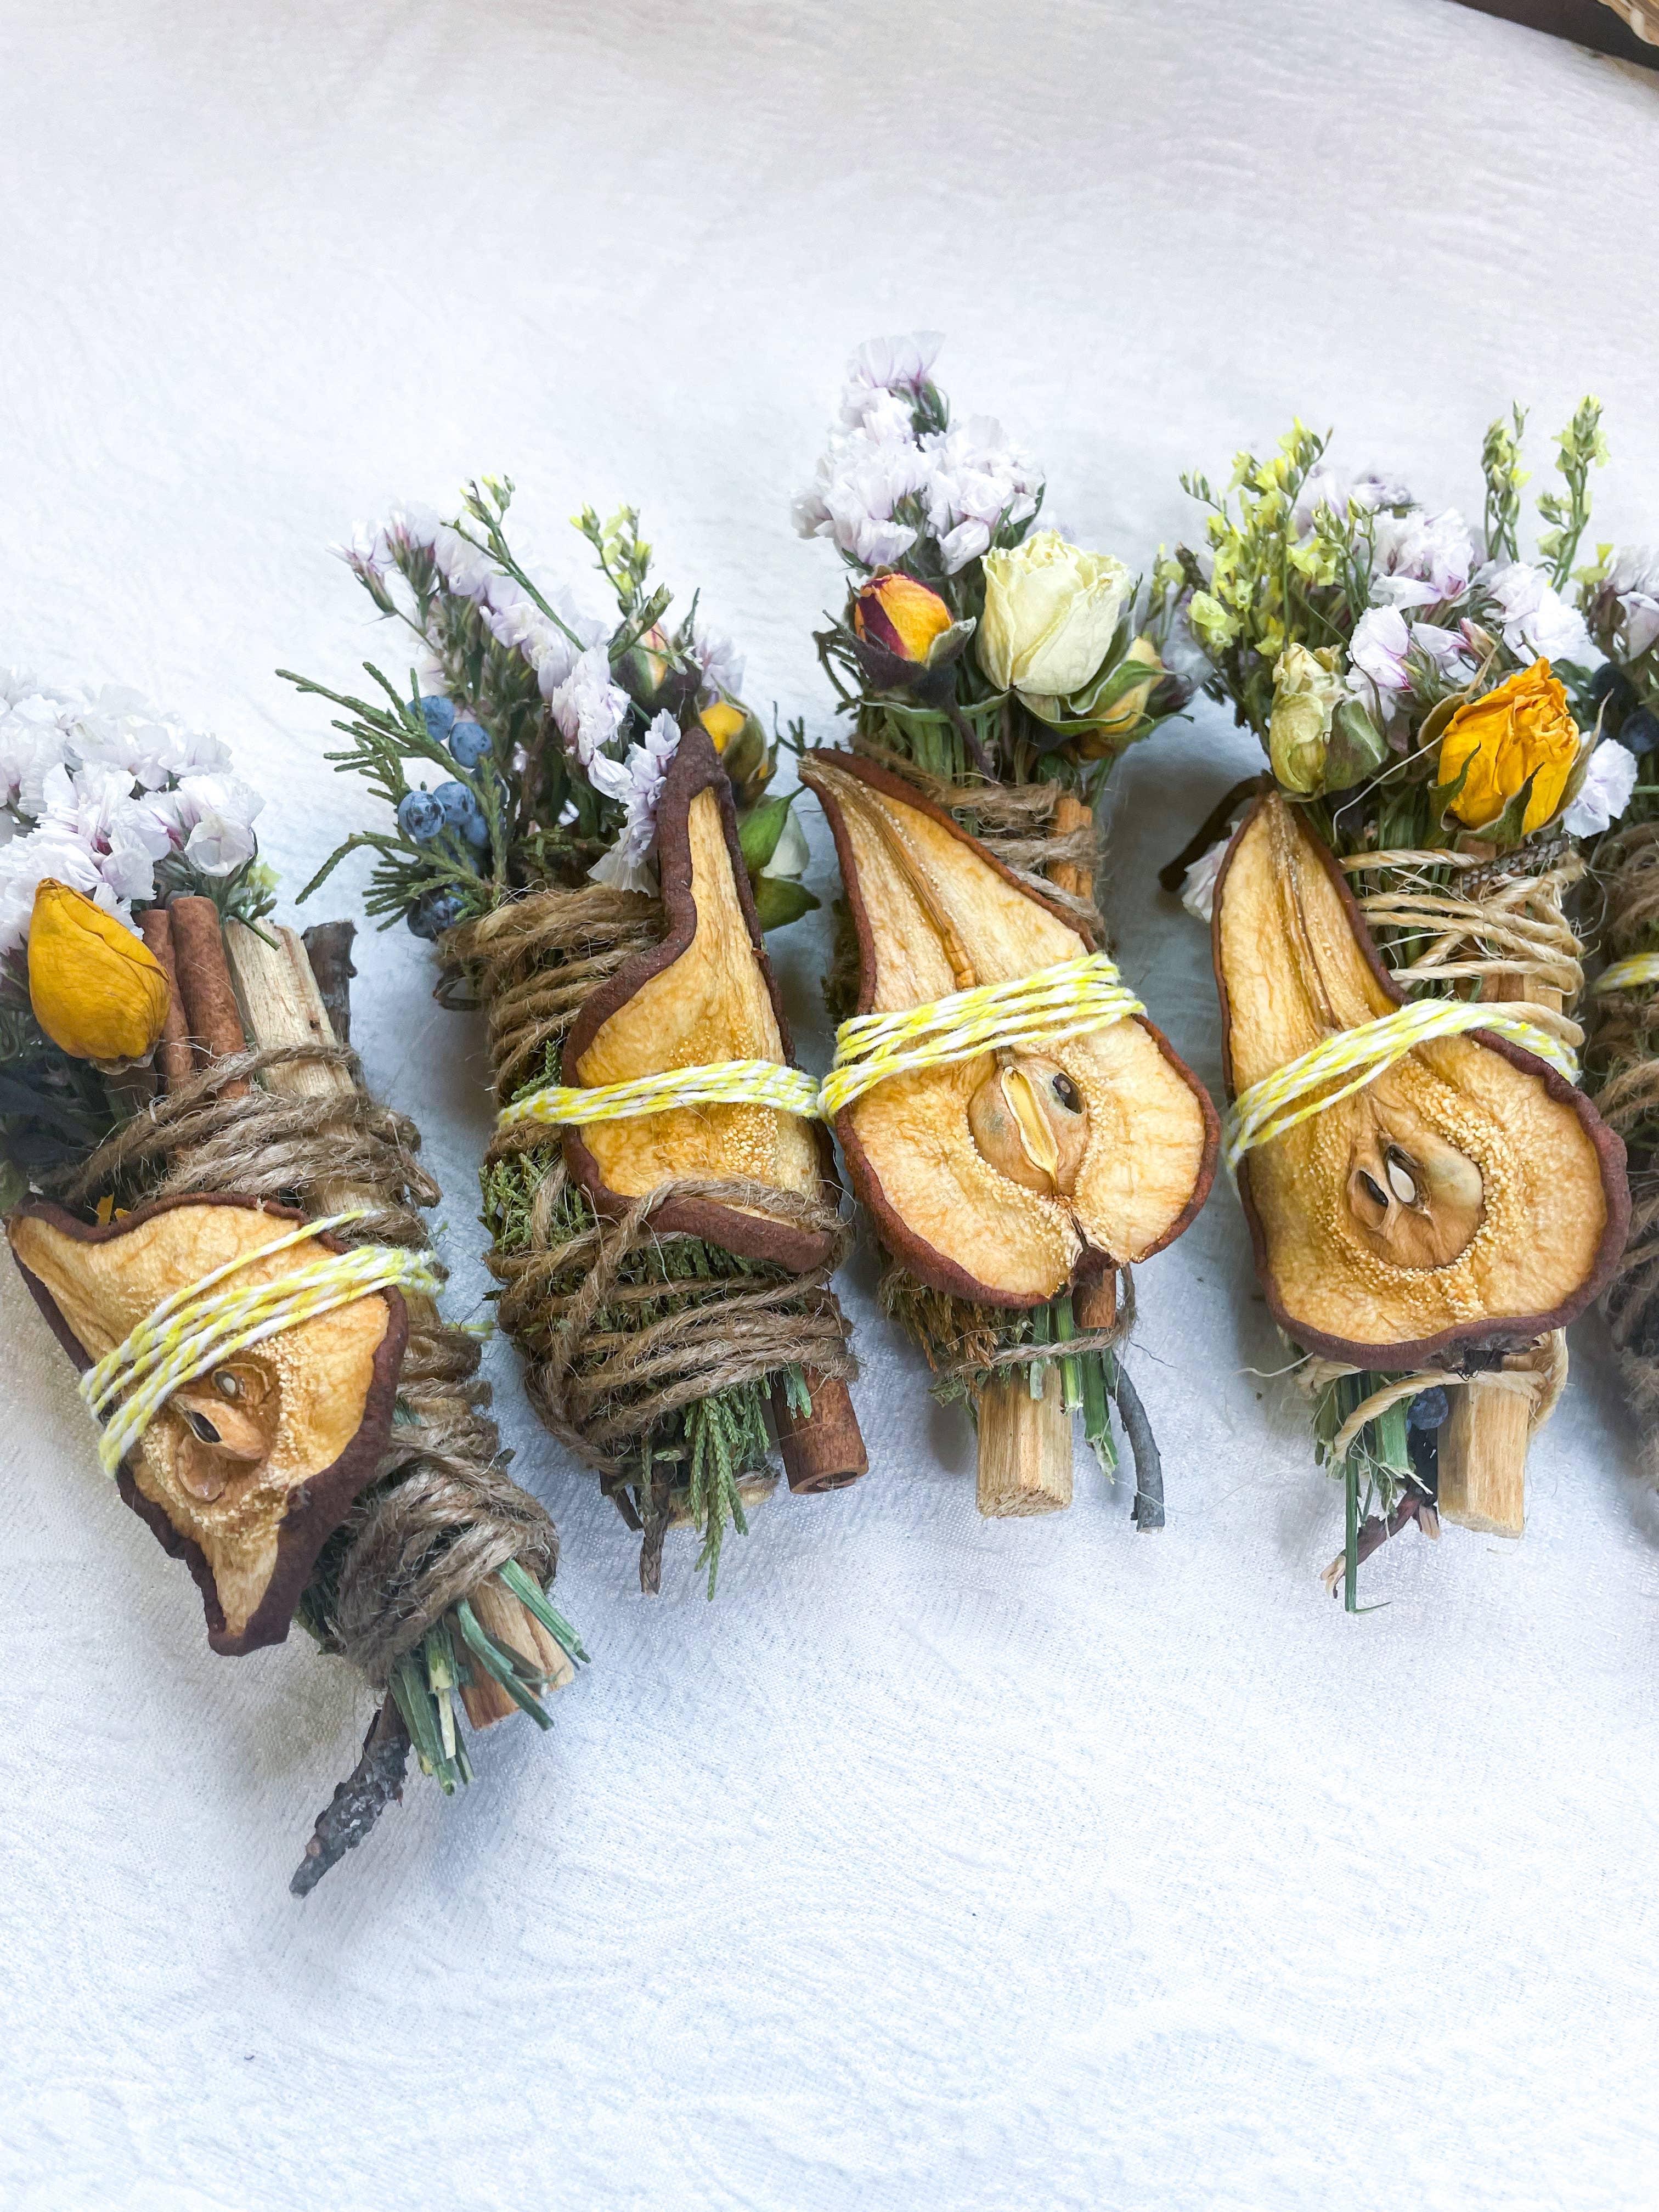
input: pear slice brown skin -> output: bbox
[1211,793,1630,1369]
[8,1193,407,1656]
[800,751,1220,1308]
[562,725,839,1274]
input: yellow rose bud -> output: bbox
[1436,658,1579,836]
[1074,636,1166,760]
[852,572,953,664]
[27,881,171,1063]
[699,698,747,752]
[978,531,1130,702]
[1268,642,1347,796]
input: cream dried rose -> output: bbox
[977,531,1129,702]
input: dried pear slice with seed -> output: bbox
[562,725,836,1272]
[801,751,1218,1305]
[1212,792,1628,1366]
[9,1193,406,1654]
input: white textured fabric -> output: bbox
[3,4,1658,2207]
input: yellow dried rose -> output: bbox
[1074,634,1166,760]
[27,881,171,1063]
[1436,659,1579,835]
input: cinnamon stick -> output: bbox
[137,907,194,1090]
[1048,791,1096,905]
[770,1371,868,1492]
[167,896,249,1098]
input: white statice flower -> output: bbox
[1,689,77,827]
[483,577,610,700]
[71,686,230,788]
[1370,507,1476,610]
[1562,741,1639,839]
[1480,561,1593,664]
[590,710,682,893]
[838,331,944,428]
[549,645,633,800]
[0,761,174,952]
[1291,467,1403,537]
[1606,547,1659,659]
[690,620,744,703]
[1347,606,1413,714]
[430,522,495,602]
[1180,836,1229,926]
[919,414,1042,574]
[383,503,441,553]
[819,435,929,568]
[145,772,264,876]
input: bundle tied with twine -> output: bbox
[49,1024,557,1692]
[442,885,856,1567]
[1587,818,1659,1476]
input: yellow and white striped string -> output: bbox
[494,953,1143,1135]
[498,1059,822,1134]
[1595,952,1659,995]
[82,1209,442,1476]
[822,952,1142,1116]
[1223,997,1579,1174]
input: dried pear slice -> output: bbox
[801,751,1218,1305]
[1212,793,1629,1366]
[562,725,835,1271]
[9,1193,406,1654]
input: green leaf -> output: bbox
[737,794,793,874]
[1483,769,1539,852]
[750,874,820,932]
[1323,698,1387,793]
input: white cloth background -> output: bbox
[2,3,1657,2207]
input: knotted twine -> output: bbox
[443,885,857,1493]
[1584,819,1659,1472]
[50,1039,557,1688]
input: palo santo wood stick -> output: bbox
[977,1367,1073,1516]
[1435,968,1553,1538]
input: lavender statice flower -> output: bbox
[838,331,944,429]
[690,620,744,703]
[1347,605,1413,716]
[548,646,633,801]
[1605,548,1659,659]
[71,688,230,789]
[1369,507,1477,611]
[919,414,1042,574]
[590,710,682,894]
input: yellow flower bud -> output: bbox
[1074,635,1166,760]
[1268,642,1347,796]
[699,698,747,752]
[1436,658,1579,836]
[852,572,953,664]
[27,881,172,1063]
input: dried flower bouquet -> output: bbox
[794,335,1217,1521]
[294,483,864,1597]
[1167,405,1632,1602]
[0,672,580,1892]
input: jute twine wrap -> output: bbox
[848,736,1102,934]
[443,886,856,1486]
[1297,1336,1568,1467]
[1585,820,1659,1472]
[50,1041,557,1687]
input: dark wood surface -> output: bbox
[1451,0,1659,66]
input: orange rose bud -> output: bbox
[852,572,953,665]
